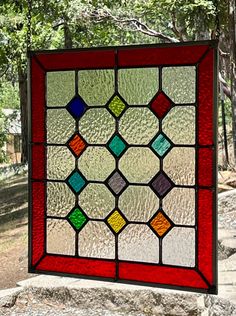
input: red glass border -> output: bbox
[29,41,217,293]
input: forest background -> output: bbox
[0,0,235,166]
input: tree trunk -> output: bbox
[64,20,73,49]
[18,65,28,164]
[229,0,236,163]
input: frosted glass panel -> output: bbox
[119,108,159,145]
[47,71,75,107]
[118,68,158,105]
[164,147,195,185]
[79,221,115,259]
[78,69,114,106]
[162,227,195,267]
[162,106,195,144]
[47,219,75,255]
[78,147,115,181]
[119,186,159,222]
[163,188,195,225]
[118,224,159,263]
[79,108,115,144]
[47,146,74,180]
[79,183,115,219]
[119,147,160,183]
[162,66,196,104]
[47,109,75,144]
[47,182,75,217]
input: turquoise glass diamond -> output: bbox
[67,171,86,193]
[151,133,172,157]
[108,135,126,157]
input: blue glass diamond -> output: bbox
[151,133,171,157]
[66,97,86,119]
[67,171,86,193]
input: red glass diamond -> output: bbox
[150,92,172,118]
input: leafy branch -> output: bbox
[82,8,231,99]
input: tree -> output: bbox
[75,0,235,162]
[1,0,235,163]
[229,0,236,162]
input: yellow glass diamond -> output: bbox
[107,210,126,233]
[108,95,126,117]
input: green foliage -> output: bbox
[0,0,233,164]
[219,98,233,128]
[0,81,20,109]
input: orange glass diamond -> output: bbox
[68,134,86,157]
[150,211,172,237]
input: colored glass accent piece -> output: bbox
[150,92,172,118]
[108,135,126,157]
[108,95,126,117]
[151,172,173,197]
[67,171,86,193]
[107,210,126,234]
[151,133,171,157]
[150,211,172,237]
[68,133,86,157]
[107,171,127,195]
[68,208,87,231]
[66,96,86,119]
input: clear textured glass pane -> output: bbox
[162,66,196,104]
[47,71,75,107]
[163,147,195,185]
[78,69,114,106]
[79,221,115,259]
[47,109,75,144]
[162,227,195,267]
[119,186,159,222]
[47,146,74,180]
[162,106,195,145]
[79,108,115,144]
[163,188,195,225]
[118,68,158,105]
[78,146,115,181]
[119,147,159,183]
[119,108,159,145]
[47,219,75,255]
[118,224,159,263]
[47,182,75,217]
[79,183,115,219]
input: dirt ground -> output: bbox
[0,221,34,290]
[0,175,34,290]
[0,175,28,217]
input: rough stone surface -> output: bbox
[218,228,236,260]
[218,189,236,229]
[0,287,22,308]
[0,276,236,315]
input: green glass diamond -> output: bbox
[68,208,87,230]
[108,135,126,157]
[108,95,126,117]
[151,133,171,157]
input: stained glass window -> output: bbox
[29,41,218,294]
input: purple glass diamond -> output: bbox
[107,171,127,195]
[151,172,173,197]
